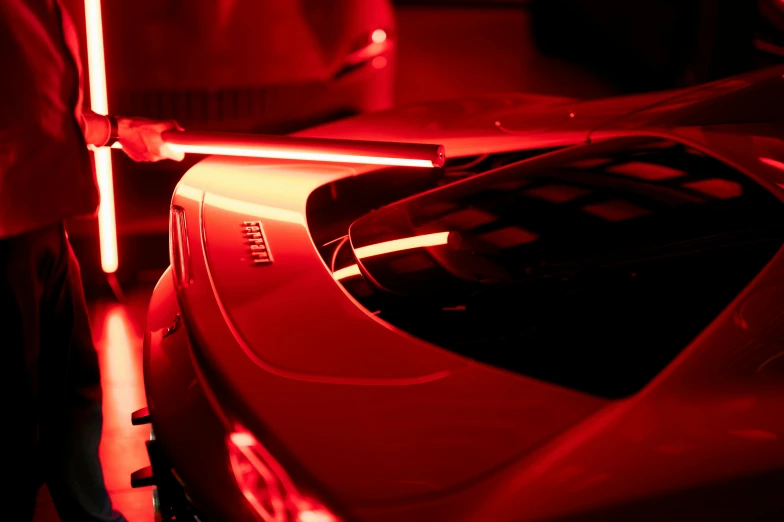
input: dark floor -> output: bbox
[34,285,156,522]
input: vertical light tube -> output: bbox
[84,0,118,273]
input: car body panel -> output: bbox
[147,65,784,520]
[144,268,257,521]
[174,160,606,506]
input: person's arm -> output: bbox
[116,116,185,162]
[82,110,185,162]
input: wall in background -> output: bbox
[393,3,615,106]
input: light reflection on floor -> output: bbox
[34,285,155,522]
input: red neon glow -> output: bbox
[760,157,784,171]
[339,29,393,70]
[166,143,436,168]
[333,264,361,280]
[230,431,257,448]
[297,506,339,522]
[229,430,287,520]
[372,56,388,70]
[354,231,450,259]
[371,29,387,44]
[84,0,118,273]
[228,428,341,522]
[101,306,146,420]
[683,179,743,199]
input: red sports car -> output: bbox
[137,65,784,522]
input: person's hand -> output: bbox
[117,117,185,162]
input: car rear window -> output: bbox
[342,137,784,398]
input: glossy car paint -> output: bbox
[144,66,784,521]
[145,268,262,521]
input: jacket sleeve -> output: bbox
[82,110,111,147]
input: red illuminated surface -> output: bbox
[161,131,445,168]
[230,431,257,448]
[88,301,152,521]
[759,158,784,190]
[607,161,685,181]
[172,165,456,388]
[371,29,387,44]
[332,264,361,280]
[582,200,651,222]
[683,178,743,199]
[760,157,784,171]
[167,143,435,168]
[144,66,784,521]
[371,56,388,70]
[205,193,306,225]
[228,428,339,522]
[342,27,393,70]
[353,231,450,259]
[84,0,118,273]
[170,206,192,287]
[175,134,784,517]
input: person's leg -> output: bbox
[42,400,125,522]
[39,225,125,522]
[0,227,55,521]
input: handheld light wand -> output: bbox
[158,131,447,169]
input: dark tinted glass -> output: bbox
[345,137,784,398]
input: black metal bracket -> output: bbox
[130,465,156,488]
[132,406,151,426]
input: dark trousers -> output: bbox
[0,223,125,522]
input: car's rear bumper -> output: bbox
[141,267,257,522]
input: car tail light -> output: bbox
[228,427,340,522]
[169,206,191,288]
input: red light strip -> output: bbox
[84,0,118,273]
[161,131,446,168]
[228,429,340,522]
[334,232,452,280]
[354,231,450,259]
[332,264,361,280]
[371,29,387,44]
[342,29,392,69]
[168,143,435,168]
[760,157,784,171]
